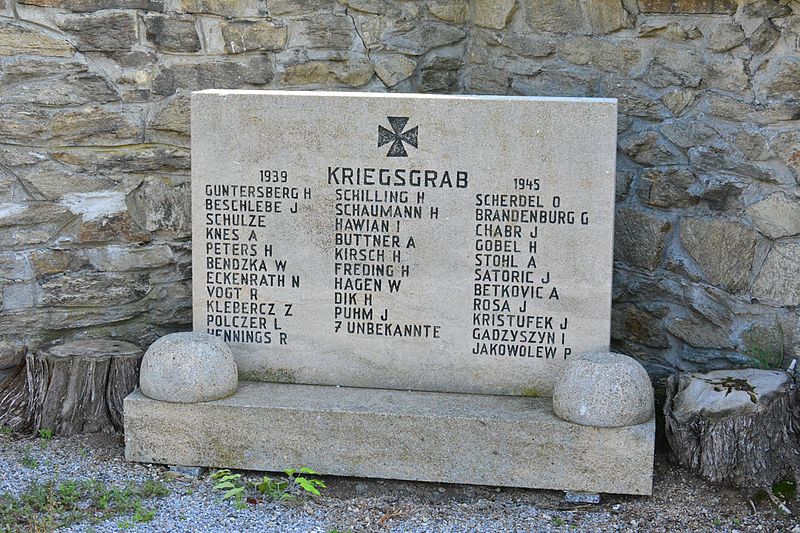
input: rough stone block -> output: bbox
[17,0,164,11]
[523,0,631,35]
[282,60,373,87]
[638,0,737,14]
[4,73,119,106]
[753,242,800,306]
[221,20,287,53]
[179,0,259,17]
[125,382,655,495]
[746,193,800,239]
[152,57,273,95]
[0,20,74,57]
[613,207,670,271]
[473,0,517,30]
[680,218,756,294]
[286,13,353,50]
[57,12,138,52]
[143,14,201,53]
[382,22,467,55]
[428,0,469,24]
[372,54,417,87]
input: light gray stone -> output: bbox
[638,167,698,208]
[148,95,190,139]
[287,13,353,50]
[373,54,417,87]
[40,272,149,306]
[742,0,792,18]
[282,60,373,87]
[0,339,24,369]
[637,21,701,42]
[152,56,273,96]
[383,22,467,55]
[753,242,800,306]
[619,130,684,166]
[0,20,74,57]
[705,56,750,93]
[126,179,191,238]
[770,130,800,178]
[640,45,704,88]
[192,91,617,396]
[680,218,756,294]
[179,0,259,17]
[1,72,118,107]
[613,207,670,270]
[265,0,328,15]
[559,38,641,74]
[746,192,800,239]
[18,0,163,10]
[502,33,556,58]
[552,352,654,428]
[750,19,780,55]
[125,381,655,495]
[522,0,631,35]
[221,20,288,53]
[143,14,201,53]
[428,0,469,24]
[661,88,696,115]
[139,332,238,403]
[48,106,141,146]
[706,22,745,52]
[57,12,138,52]
[665,315,734,350]
[473,0,517,30]
[0,202,73,247]
[731,126,771,161]
[755,56,800,104]
[660,118,720,149]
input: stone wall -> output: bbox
[0,0,797,379]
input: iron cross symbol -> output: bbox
[378,116,418,157]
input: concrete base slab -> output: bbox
[124,381,654,495]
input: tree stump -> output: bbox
[664,368,800,489]
[0,339,143,436]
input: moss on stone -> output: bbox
[239,367,297,384]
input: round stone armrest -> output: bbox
[139,332,238,403]
[552,351,654,428]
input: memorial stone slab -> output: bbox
[127,90,655,496]
[191,90,617,396]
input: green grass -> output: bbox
[20,446,38,469]
[0,478,170,531]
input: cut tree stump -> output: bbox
[664,368,800,489]
[0,339,143,436]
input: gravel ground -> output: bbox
[0,432,798,532]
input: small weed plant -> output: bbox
[746,321,786,370]
[20,446,38,469]
[210,470,246,509]
[210,467,326,509]
[0,478,169,531]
